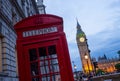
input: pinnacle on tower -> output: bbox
[37,0,46,14]
[77,19,81,30]
[76,20,84,35]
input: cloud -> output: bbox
[88,27,120,58]
[77,0,120,35]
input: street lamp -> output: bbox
[72,61,77,72]
[84,54,90,74]
[72,61,78,80]
[74,65,77,71]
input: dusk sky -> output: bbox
[44,0,120,70]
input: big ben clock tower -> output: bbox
[76,21,93,74]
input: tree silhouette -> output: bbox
[96,69,105,75]
[115,63,120,72]
[117,50,120,60]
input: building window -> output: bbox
[0,22,3,72]
[12,8,17,25]
[0,37,3,72]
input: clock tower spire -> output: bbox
[76,20,93,74]
[77,20,83,33]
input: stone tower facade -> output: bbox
[37,0,46,14]
[76,21,93,74]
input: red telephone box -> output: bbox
[14,14,74,81]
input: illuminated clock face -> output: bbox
[79,37,85,42]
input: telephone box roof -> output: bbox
[14,14,63,29]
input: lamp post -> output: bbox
[72,61,78,81]
[84,54,90,74]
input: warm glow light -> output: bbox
[74,65,77,69]
[84,65,93,72]
[99,64,116,73]
[85,55,88,59]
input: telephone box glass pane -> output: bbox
[48,45,57,58]
[52,74,60,81]
[42,75,50,81]
[39,47,50,75]
[30,62,39,76]
[29,49,39,76]
[29,49,37,61]
[32,77,39,81]
[40,60,49,74]
[50,59,59,72]
[39,47,47,60]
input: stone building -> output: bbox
[93,54,120,73]
[0,0,45,81]
[97,55,120,73]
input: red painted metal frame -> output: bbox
[14,14,74,81]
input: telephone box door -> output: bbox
[24,40,62,81]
